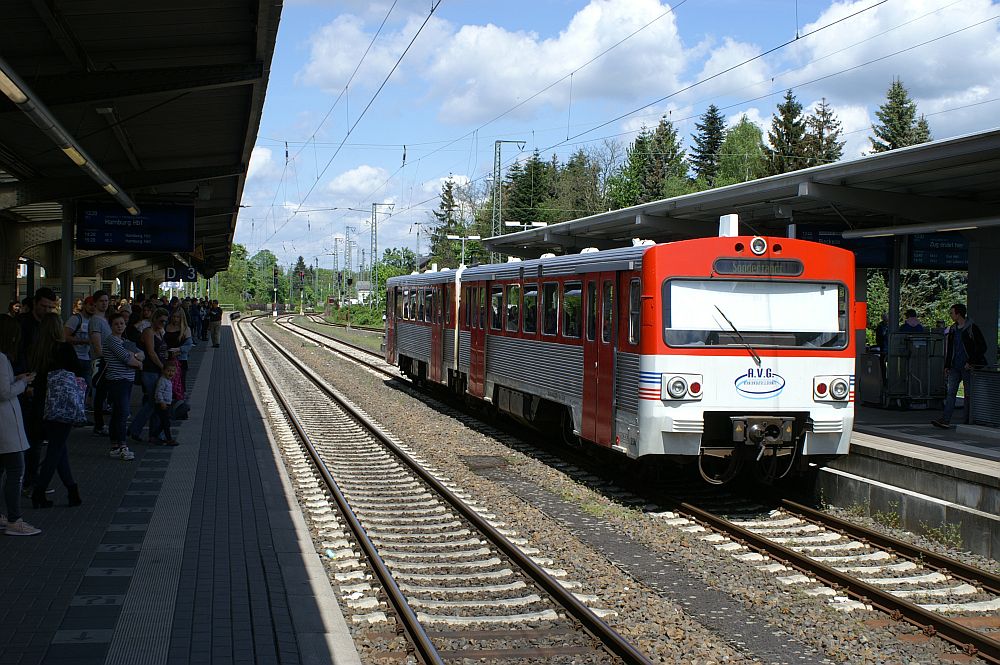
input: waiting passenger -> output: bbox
[898,309,924,333]
[104,312,142,461]
[0,317,40,535]
[931,303,988,429]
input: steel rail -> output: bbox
[308,314,384,334]
[679,501,1000,664]
[245,317,652,665]
[238,318,444,665]
[278,315,385,361]
[781,498,1000,596]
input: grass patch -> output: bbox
[921,521,963,549]
[872,501,902,530]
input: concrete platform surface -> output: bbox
[0,323,360,665]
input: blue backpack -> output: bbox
[44,369,87,424]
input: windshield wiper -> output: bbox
[714,305,761,367]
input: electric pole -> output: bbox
[371,202,393,310]
[491,139,525,263]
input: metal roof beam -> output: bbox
[0,164,245,210]
[22,63,264,106]
[30,0,94,72]
[796,181,998,223]
[541,231,621,252]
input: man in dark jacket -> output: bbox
[932,303,988,429]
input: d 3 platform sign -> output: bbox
[165,266,198,282]
[76,201,195,252]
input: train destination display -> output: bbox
[76,201,195,252]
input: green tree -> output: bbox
[606,116,690,209]
[428,178,464,268]
[690,104,725,186]
[767,90,808,175]
[870,79,932,153]
[715,116,768,186]
[804,98,845,166]
[217,242,250,304]
[504,150,554,225]
[548,149,603,223]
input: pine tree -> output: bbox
[803,97,845,166]
[715,116,767,186]
[870,79,931,153]
[767,90,807,175]
[606,117,690,209]
[504,150,552,224]
[550,149,602,223]
[690,104,725,186]
[428,178,463,268]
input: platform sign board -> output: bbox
[165,266,198,282]
[907,232,968,270]
[796,226,894,269]
[76,201,195,252]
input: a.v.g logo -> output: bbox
[734,367,785,399]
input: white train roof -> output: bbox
[461,244,648,282]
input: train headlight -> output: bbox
[666,377,688,399]
[750,236,768,255]
[830,378,850,400]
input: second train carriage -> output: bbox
[385,236,864,483]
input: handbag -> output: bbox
[43,369,87,424]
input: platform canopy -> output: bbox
[0,0,281,280]
[484,128,1000,258]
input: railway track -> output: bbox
[263,315,1000,662]
[308,314,385,334]
[274,315,392,373]
[236,316,651,664]
[665,495,1000,663]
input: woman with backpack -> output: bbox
[26,313,86,508]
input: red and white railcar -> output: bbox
[386,236,864,482]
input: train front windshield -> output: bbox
[663,279,848,349]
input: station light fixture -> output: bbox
[842,217,1000,239]
[0,55,139,216]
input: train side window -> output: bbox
[401,289,408,320]
[542,282,559,336]
[464,287,471,327]
[523,283,538,334]
[424,288,434,323]
[479,287,487,328]
[562,281,582,339]
[410,289,418,321]
[444,285,451,325]
[506,284,520,332]
[601,280,614,343]
[490,286,503,330]
[586,282,597,341]
[628,278,641,344]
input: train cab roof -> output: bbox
[461,245,649,282]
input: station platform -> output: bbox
[0,323,360,665]
[821,403,1000,561]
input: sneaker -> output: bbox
[5,519,41,536]
[930,419,952,429]
[93,426,108,436]
[117,446,135,461]
[0,513,6,529]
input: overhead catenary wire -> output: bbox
[263,0,444,246]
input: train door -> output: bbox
[429,284,443,383]
[386,287,397,363]
[469,284,487,398]
[582,272,616,445]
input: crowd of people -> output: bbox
[0,289,225,536]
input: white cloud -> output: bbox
[297,12,451,94]
[689,37,772,102]
[327,164,391,197]
[247,147,279,181]
[426,0,690,123]
[785,0,1000,133]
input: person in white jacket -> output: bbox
[0,316,40,536]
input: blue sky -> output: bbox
[237,0,1000,270]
